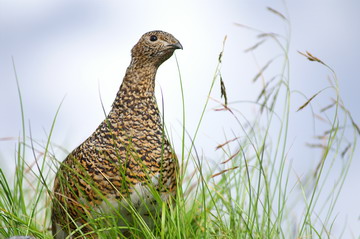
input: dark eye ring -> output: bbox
[150,35,158,42]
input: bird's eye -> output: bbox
[150,35,158,42]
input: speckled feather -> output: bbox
[51,31,182,238]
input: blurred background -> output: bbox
[0,0,359,237]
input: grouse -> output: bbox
[52,30,182,238]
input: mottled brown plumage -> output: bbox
[52,30,182,238]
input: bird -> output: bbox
[51,30,182,238]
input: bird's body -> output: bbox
[51,31,182,238]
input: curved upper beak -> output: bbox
[168,42,183,50]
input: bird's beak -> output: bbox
[168,42,183,50]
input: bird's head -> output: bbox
[131,30,182,67]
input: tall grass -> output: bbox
[0,7,358,239]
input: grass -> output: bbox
[0,7,359,239]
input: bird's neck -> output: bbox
[111,63,159,110]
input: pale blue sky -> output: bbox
[1,0,359,237]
